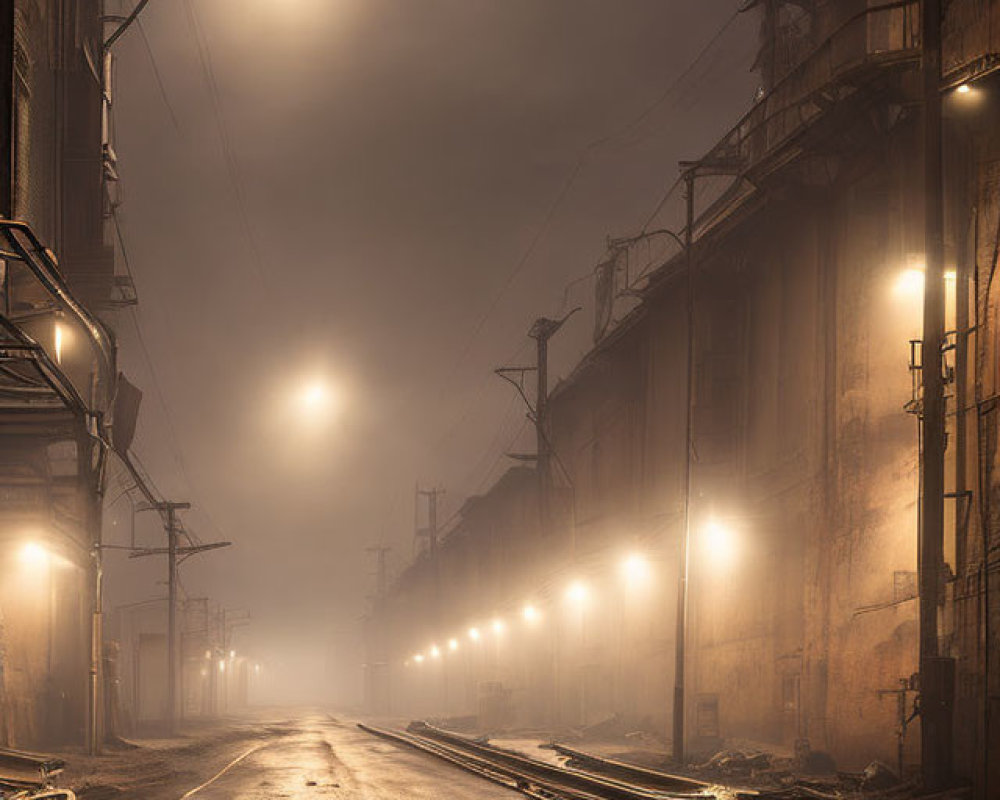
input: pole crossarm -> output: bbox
[127,541,231,559]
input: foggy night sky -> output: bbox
[101,0,758,701]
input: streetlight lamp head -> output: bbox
[414,653,425,664]
[430,645,441,659]
[491,618,505,635]
[448,638,459,652]
[522,604,538,623]
[468,627,480,641]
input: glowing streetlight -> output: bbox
[448,638,459,652]
[565,580,588,607]
[468,627,481,642]
[54,322,67,365]
[18,541,50,569]
[522,604,539,623]
[414,653,425,664]
[956,83,971,94]
[620,552,652,587]
[491,618,505,635]
[701,519,739,567]
[218,660,226,673]
[430,645,441,659]
[229,649,236,659]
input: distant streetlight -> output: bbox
[620,552,652,587]
[565,580,588,607]
[414,653,425,664]
[701,519,738,568]
[491,618,505,636]
[467,627,481,642]
[430,645,441,659]
[448,638,459,652]
[522,604,539,623]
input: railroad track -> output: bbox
[358,721,731,800]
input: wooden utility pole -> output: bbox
[130,503,230,734]
[919,0,954,790]
[163,501,189,734]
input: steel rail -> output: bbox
[359,722,719,800]
[548,743,715,794]
[411,722,713,799]
[358,723,557,800]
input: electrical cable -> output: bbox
[136,19,181,133]
[437,8,745,399]
[181,0,269,288]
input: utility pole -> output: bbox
[526,312,578,534]
[163,501,188,735]
[130,503,230,734]
[673,169,696,765]
[919,0,954,790]
[367,545,391,600]
[416,487,444,559]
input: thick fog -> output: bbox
[100,0,758,706]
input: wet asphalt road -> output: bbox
[171,712,518,799]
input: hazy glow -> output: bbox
[956,84,971,94]
[702,519,739,566]
[300,381,329,410]
[204,650,212,660]
[18,542,50,570]
[448,638,458,651]
[218,660,226,673]
[230,650,236,659]
[522,604,538,622]
[491,618,505,635]
[893,267,925,297]
[414,653,425,664]
[620,552,651,586]
[54,323,66,365]
[565,580,588,607]
[430,645,441,659]
[468,627,480,641]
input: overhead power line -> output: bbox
[438,8,743,398]
[182,0,270,287]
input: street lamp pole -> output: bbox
[673,169,696,765]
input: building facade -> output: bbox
[369,2,1000,795]
[0,1,119,749]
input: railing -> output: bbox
[0,220,116,417]
[700,1,920,175]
